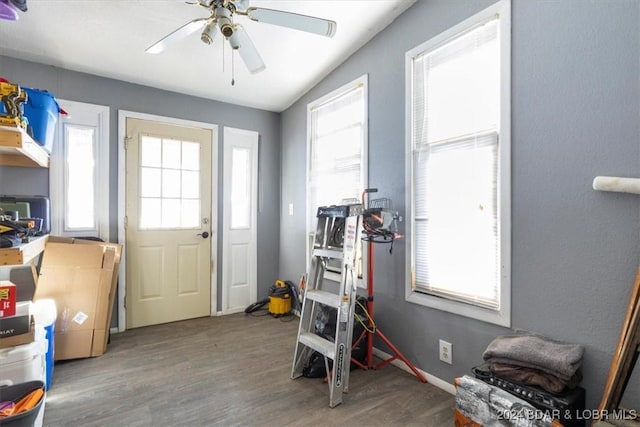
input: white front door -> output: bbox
[222,127,259,313]
[125,117,216,328]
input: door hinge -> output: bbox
[124,216,128,229]
[124,135,131,150]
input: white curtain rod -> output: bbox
[593,176,640,195]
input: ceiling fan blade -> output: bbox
[230,26,266,74]
[146,18,208,54]
[246,7,336,37]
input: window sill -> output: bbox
[406,289,510,327]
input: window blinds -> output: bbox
[411,17,501,310]
[309,84,365,221]
[413,132,499,309]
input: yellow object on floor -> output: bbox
[268,280,291,315]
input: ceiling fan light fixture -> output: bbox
[219,19,233,37]
[147,1,334,74]
[200,21,217,44]
[228,31,241,50]
[215,7,234,38]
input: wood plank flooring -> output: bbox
[43,312,454,426]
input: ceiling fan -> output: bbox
[146,0,337,74]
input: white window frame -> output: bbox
[50,100,110,240]
[306,74,368,285]
[404,0,511,327]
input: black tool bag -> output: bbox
[0,234,21,248]
[0,195,51,235]
[0,219,27,247]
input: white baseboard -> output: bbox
[222,307,246,315]
[372,347,456,395]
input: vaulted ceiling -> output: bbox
[0,0,415,112]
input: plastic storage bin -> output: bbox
[31,299,56,390]
[0,380,45,427]
[0,325,47,387]
[0,326,47,426]
[22,88,62,154]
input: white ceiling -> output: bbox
[0,0,415,112]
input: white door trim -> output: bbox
[221,126,259,314]
[117,110,219,332]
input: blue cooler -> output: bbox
[22,88,63,154]
[42,323,54,390]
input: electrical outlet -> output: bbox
[288,203,294,216]
[439,339,452,364]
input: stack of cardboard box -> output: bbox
[33,236,122,360]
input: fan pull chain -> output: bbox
[231,49,235,86]
[222,39,225,72]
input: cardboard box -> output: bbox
[0,321,34,349]
[34,237,122,360]
[0,281,17,317]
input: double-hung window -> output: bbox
[406,0,511,326]
[307,75,368,280]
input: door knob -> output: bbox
[197,231,209,239]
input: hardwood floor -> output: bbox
[43,313,454,426]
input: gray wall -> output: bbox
[0,55,281,316]
[280,0,640,410]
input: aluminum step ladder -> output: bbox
[291,203,363,407]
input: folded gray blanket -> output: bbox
[488,362,583,393]
[483,334,584,380]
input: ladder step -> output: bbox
[312,248,344,260]
[299,332,335,359]
[306,289,340,308]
